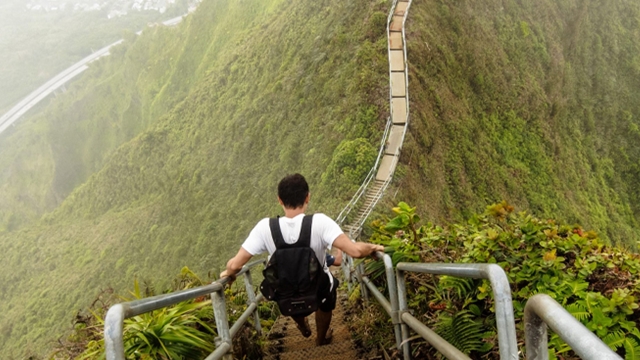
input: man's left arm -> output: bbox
[220,247,253,280]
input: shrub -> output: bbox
[365,201,640,359]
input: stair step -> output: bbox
[274,341,357,360]
[265,293,356,360]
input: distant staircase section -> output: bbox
[337,0,412,238]
[340,179,387,239]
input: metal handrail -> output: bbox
[344,254,620,360]
[104,259,265,360]
[364,252,402,348]
[524,294,622,360]
[399,0,411,143]
[396,263,519,360]
[344,252,518,359]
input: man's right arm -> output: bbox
[220,247,253,279]
[332,234,384,258]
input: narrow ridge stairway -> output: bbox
[264,0,412,359]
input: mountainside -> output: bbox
[0,0,389,356]
[0,0,187,231]
[390,0,640,244]
[1,0,640,357]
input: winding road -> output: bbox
[0,14,186,136]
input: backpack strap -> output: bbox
[297,214,313,248]
[269,214,314,249]
[269,217,287,249]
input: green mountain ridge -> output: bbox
[0,0,388,356]
[1,0,640,357]
[395,0,640,243]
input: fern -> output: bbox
[625,337,640,360]
[365,257,387,281]
[435,310,489,354]
[440,276,476,299]
[566,302,591,322]
[603,331,626,351]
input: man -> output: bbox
[220,173,384,346]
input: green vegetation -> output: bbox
[53,267,274,359]
[114,287,215,359]
[0,0,389,356]
[392,0,640,245]
[2,0,640,357]
[0,0,189,232]
[356,202,640,359]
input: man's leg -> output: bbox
[313,271,338,345]
[315,309,332,346]
[292,316,312,337]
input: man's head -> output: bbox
[277,173,310,209]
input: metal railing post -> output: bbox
[104,304,127,360]
[378,252,402,351]
[396,269,411,360]
[243,269,262,335]
[524,294,622,360]
[342,252,353,292]
[485,265,518,360]
[211,287,233,360]
[356,261,369,304]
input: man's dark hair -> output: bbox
[278,174,309,209]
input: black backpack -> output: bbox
[260,214,321,317]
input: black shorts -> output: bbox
[317,272,339,312]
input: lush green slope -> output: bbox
[389,0,640,245]
[3,0,640,357]
[0,0,388,356]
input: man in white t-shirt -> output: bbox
[221,173,384,346]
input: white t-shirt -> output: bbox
[241,213,343,289]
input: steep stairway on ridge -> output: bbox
[266,0,413,358]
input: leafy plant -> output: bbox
[361,202,640,359]
[436,311,493,355]
[122,300,215,359]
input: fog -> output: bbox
[0,0,195,121]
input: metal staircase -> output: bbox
[337,0,411,238]
[341,179,387,239]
